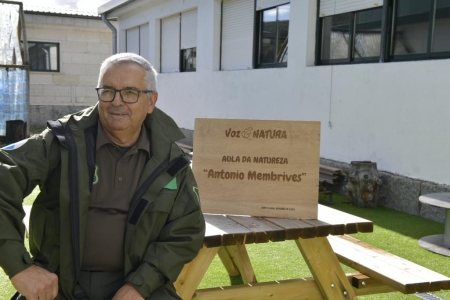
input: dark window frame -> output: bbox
[160,12,198,73]
[255,3,290,69]
[180,47,197,72]
[26,41,60,72]
[317,7,384,65]
[317,0,450,65]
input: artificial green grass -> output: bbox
[1,192,449,299]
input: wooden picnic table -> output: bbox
[174,204,450,300]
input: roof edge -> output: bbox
[98,0,134,15]
[24,10,101,19]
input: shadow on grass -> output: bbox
[319,193,444,241]
[230,276,244,286]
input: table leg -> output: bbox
[296,237,357,300]
[218,244,257,284]
[445,209,450,247]
[175,246,220,300]
[218,246,240,277]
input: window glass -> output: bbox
[354,8,382,59]
[258,4,289,66]
[181,47,196,71]
[260,8,277,64]
[28,42,59,71]
[318,0,450,65]
[392,0,431,55]
[276,4,289,63]
[321,13,351,61]
[432,0,450,52]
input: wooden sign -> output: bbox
[193,119,320,219]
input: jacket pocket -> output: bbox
[129,190,177,261]
[29,206,60,258]
[145,190,177,213]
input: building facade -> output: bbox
[99,0,450,219]
[24,5,114,129]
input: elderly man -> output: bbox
[0,53,205,300]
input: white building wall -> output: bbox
[109,0,450,185]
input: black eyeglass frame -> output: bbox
[95,87,153,103]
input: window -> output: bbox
[220,0,290,71]
[181,48,196,72]
[26,42,59,72]
[390,0,450,60]
[126,24,150,61]
[256,3,290,68]
[221,0,254,70]
[320,8,382,64]
[160,9,197,73]
[317,0,450,65]
[180,9,197,72]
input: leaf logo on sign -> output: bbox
[225,127,287,140]
[225,127,253,140]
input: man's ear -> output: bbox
[148,92,158,114]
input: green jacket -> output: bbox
[0,105,205,299]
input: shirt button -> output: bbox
[119,177,123,181]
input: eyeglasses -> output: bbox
[95,87,153,103]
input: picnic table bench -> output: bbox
[174,204,450,300]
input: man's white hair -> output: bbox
[97,53,158,92]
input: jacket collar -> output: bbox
[61,104,186,162]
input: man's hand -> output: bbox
[112,284,144,300]
[11,265,58,300]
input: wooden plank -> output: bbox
[320,164,343,173]
[227,215,286,242]
[265,218,316,239]
[302,219,332,237]
[192,274,394,300]
[223,244,257,284]
[193,119,320,219]
[217,246,240,277]
[318,204,373,233]
[329,235,429,293]
[192,277,324,300]
[203,205,374,246]
[296,236,357,299]
[175,246,220,300]
[203,216,227,248]
[340,235,450,292]
[204,214,255,247]
[328,235,450,293]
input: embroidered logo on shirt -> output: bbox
[193,187,200,203]
[92,164,99,185]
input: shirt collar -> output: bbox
[96,122,150,157]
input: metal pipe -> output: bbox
[101,14,117,54]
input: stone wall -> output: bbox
[320,158,450,223]
[29,105,89,130]
[24,13,114,127]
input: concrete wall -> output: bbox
[24,13,113,128]
[107,0,450,219]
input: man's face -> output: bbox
[98,63,157,141]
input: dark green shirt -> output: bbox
[81,122,150,271]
